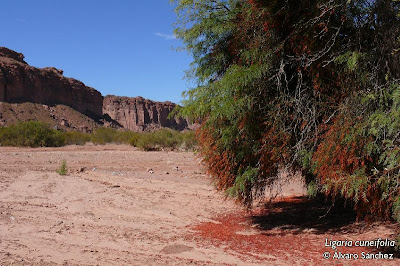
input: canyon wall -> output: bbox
[0,47,103,119]
[0,47,193,132]
[103,96,189,132]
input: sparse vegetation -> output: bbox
[64,131,91,145]
[112,131,140,144]
[91,128,140,145]
[90,128,116,145]
[0,121,65,147]
[56,160,67,176]
[0,122,196,151]
[131,129,196,151]
[87,128,196,151]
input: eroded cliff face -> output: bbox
[0,47,103,119]
[103,95,189,132]
[0,47,194,132]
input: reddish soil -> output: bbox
[191,196,400,265]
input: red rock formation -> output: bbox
[0,47,103,118]
[103,95,189,132]
[0,47,194,132]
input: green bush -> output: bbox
[0,123,197,150]
[0,121,65,147]
[130,129,197,151]
[129,133,141,146]
[90,128,116,144]
[56,160,67,175]
[135,133,157,151]
[152,129,180,149]
[90,128,141,145]
[179,131,197,150]
[64,131,91,145]
[113,131,140,144]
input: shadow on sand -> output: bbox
[251,196,357,235]
[250,196,400,256]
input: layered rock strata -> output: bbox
[0,47,103,119]
[103,95,189,132]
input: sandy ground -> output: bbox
[0,144,399,265]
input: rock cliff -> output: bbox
[103,95,188,132]
[0,47,103,118]
[0,47,193,132]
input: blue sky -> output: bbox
[0,0,192,103]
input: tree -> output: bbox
[172,0,400,222]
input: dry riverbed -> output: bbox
[0,144,399,265]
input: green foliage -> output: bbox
[91,128,116,144]
[131,129,197,151]
[129,133,140,147]
[394,197,400,223]
[180,130,197,150]
[307,181,318,198]
[173,0,400,220]
[335,51,363,72]
[226,167,258,199]
[134,133,157,151]
[64,131,91,145]
[0,123,196,151]
[393,197,400,247]
[298,149,314,172]
[90,128,141,145]
[84,127,196,150]
[0,121,65,147]
[112,131,140,144]
[56,160,67,176]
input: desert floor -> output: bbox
[0,144,399,265]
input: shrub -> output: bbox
[0,123,197,151]
[152,129,180,149]
[90,128,116,144]
[64,131,91,145]
[91,128,142,145]
[135,133,157,151]
[0,121,65,147]
[179,131,197,150]
[131,129,197,151]
[113,131,139,144]
[129,133,141,147]
[56,160,67,175]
